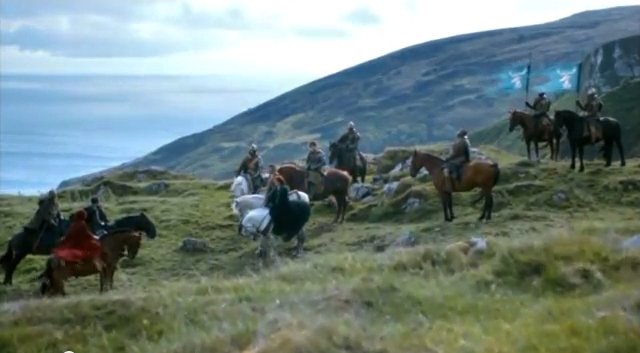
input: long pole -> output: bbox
[525,51,532,104]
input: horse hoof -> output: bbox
[621,162,626,167]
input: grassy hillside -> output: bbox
[2,147,640,352]
[57,6,640,186]
[472,79,640,159]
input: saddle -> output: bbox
[582,116,603,141]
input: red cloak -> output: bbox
[52,209,102,262]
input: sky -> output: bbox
[1,0,639,83]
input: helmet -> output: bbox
[249,144,257,152]
[348,121,355,129]
[538,92,545,97]
[90,196,99,204]
[456,129,468,138]
[587,87,597,96]
[308,140,317,147]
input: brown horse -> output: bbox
[409,150,500,222]
[276,164,351,223]
[39,230,142,296]
[508,110,562,161]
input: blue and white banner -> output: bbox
[496,65,530,91]
[533,65,580,93]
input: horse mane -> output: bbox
[100,228,137,241]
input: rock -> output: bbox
[145,181,169,194]
[135,173,147,182]
[349,183,373,201]
[360,195,377,204]
[383,181,400,198]
[179,237,211,253]
[372,174,385,185]
[552,191,568,204]
[391,232,417,248]
[468,236,487,252]
[622,235,640,250]
[402,197,422,212]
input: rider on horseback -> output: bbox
[236,144,264,194]
[576,87,603,144]
[24,190,61,244]
[84,196,110,237]
[336,121,360,167]
[306,141,327,198]
[526,92,551,139]
[442,129,471,194]
[52,209,104,271]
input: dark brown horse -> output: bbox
[328,142,367,183]
[409,150,500,222]
[508,110,562,161]
[276,164,351,223]
[39,230,143,296]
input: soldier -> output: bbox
[336,121,360,166]
[236,144,264,193]
[526,92,551,138]
[442,129,471,194]
[84,196,109,236]
[305,141,327,198]
[24,189,61,244]
[576,87,604,144]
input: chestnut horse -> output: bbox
[409,150,500,222]
[276,164,351,223]
[39,230,143,296]
[508,110,562,161]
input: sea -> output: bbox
[0,74,303,195]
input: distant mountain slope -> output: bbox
[60,6,640,185]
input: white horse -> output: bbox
[231,190,310,221]
[234,190,310,240]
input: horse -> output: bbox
[1,212,156,285]
[232,191,309,221]
[553,110,625,172]
[276,164,351,223]
[508,110,562,161]
[39,230,143,296]
[409,150,500,222]
[328,142,367,183]
[230,176,252,198]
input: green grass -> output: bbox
[1,150,640,352]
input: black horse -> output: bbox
[553,110,626,172]
[328,142,367,183]
[0,212,156,285]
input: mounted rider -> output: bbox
[442,129,471,194]
[264,164,280,199]
[305,141,327,198]
[576,87,603,144]
[236,144,264,194]
[24,189,61,246]
[83,196,110,237]
[336,121,361,167]
[526,92,551,139]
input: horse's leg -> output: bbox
[534,141,540,162]
[440,192,451,222]
[340,195,348,223]
[478,193,487,222]
[616,136,626,167]
[4,251,27,286]
[99,270,105,293]
[570,141,576,170]
[294,229,305,257]
[603,139,613,167]
[447,193,455,220]
[486,192,494,221]
[526,140,531,160]
[578,144,585,172]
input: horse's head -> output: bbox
[138,212,157,239]
[508,110,523,132]
[230,176,248,198]
[124,231,142,259]
[328,141,339,164]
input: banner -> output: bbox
[532,65,580,93]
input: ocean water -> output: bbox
[0,74,296,195]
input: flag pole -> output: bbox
[525,51,532,104]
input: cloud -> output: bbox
[343,7,381,26]
[292,27,350,39]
